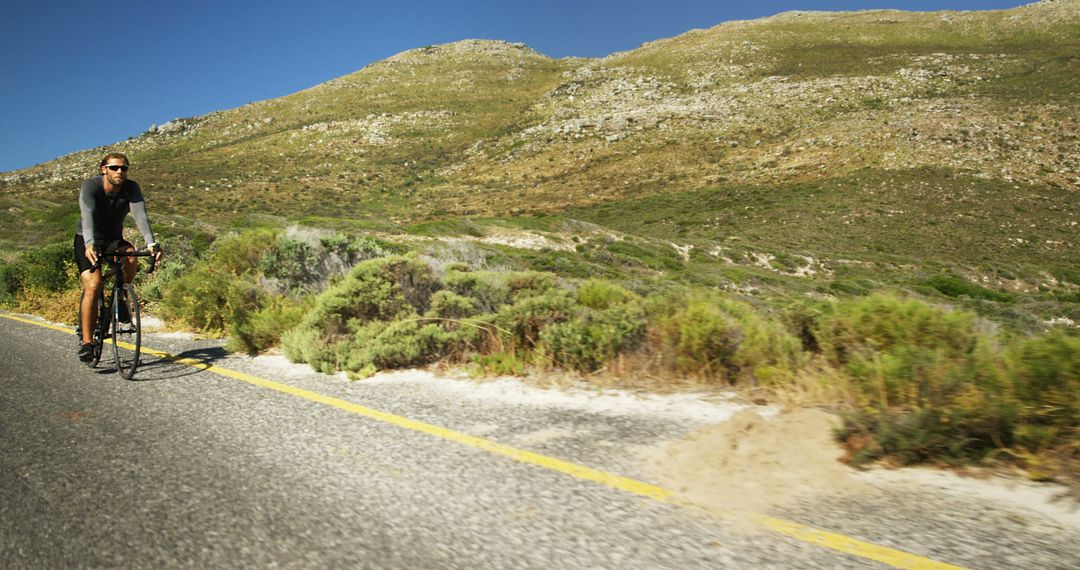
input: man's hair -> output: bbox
[99,152,129,168]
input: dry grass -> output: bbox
[748,358,860,411]
[14,287,81,326]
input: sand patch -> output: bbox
[643,408,864,515]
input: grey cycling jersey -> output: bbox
[76,175,155,246]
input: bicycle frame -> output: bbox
[84,248,156,379]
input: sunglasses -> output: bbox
[105,164,129,172]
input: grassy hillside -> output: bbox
[4,3,1076,224]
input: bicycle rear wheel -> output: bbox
[111,284,141,379]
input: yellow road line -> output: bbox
[747,514,966,570]
[2,311,968,569]
[1,313,75,335]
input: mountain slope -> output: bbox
[1,1,1077,288]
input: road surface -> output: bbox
[1,312,1077,568]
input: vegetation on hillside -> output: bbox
[2,223,1075,487]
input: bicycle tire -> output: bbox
[111,284,141,379]
[91,290,109,368]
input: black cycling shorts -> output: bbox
[73,235,133,274]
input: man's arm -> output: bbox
[79,181,96,245]
[127,183,161,259]
[79,181,98,265]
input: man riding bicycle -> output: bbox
[75,152,163,362]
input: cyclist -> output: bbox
[75,152,163,362]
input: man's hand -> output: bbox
[149,243,164,263]
[85,244,98,266]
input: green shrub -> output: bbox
[426,290,479,319]
[1011,330,1080,437]
[281,324,321,364]
[259,237,315,287]
[321,234,396,260]
[208,229,278,275]
[0,243,79,305]
[575,279,636,310]
[282,323,358,375]
[541,302,646,372]
[606,240,683,272]
[814,294,977,367]
[927,275,1013,302]
[139,254,189,303]
[143,230,332,347]
[22,243,77,292]
[343,320,470,375]
[287,258,541,376]
[860,96,887,110]
[259,232,396,294]
[654,295,802,383]
[304,254,440,338]
[154,230,277,333]
[444,269,559,313]
[839,400,1019,465]
[493,288,576,350]
[471,351,527,376]
[527,250,606,278]
[405,219,484,237]
[0,262,21,304]
[159,266,263,333]
[828,279,873,296]
[1049,266,1080,286]
[228,296,309,354]
[282,254,445,373]
[444,270,511,312]
[659,301,741,379]
[838,336,1021,464]
[813,294,1080,466]
[506,271,560,298]
[814,295,983,403]
[139,236,198,303]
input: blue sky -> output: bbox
[1,0,1028,173]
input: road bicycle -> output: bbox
[78,247,156,379]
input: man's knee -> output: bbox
[121,245,136,264]
[80,270,102,291]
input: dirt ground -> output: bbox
[641,408,867,514]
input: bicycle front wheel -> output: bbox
[111,283,141,379]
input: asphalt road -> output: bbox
[2,313,1078,569]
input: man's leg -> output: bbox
[121,244,138,284]
[80,269,102,345]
